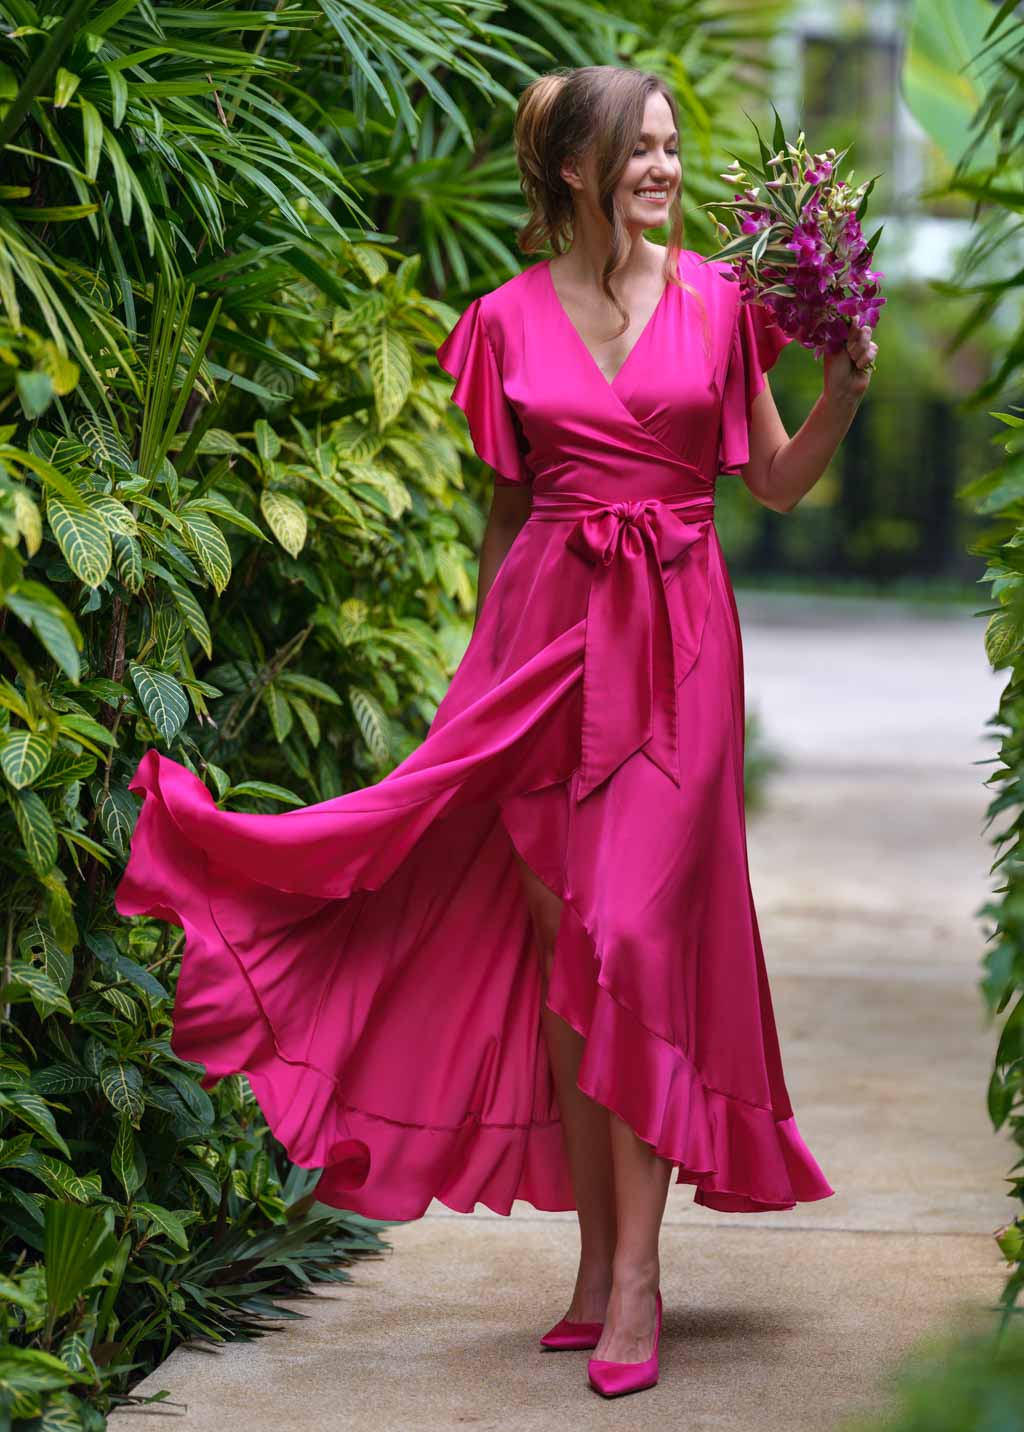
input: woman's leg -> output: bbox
[591,1114,673,1362]
[513,850,616,1322]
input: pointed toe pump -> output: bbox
[539,1315,604,1351]
[587,1288,662,1396]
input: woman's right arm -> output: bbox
[474,482,533,628]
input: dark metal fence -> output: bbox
[719,391,1008,589]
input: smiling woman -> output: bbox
[116,64,835,1402]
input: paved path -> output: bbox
[112,591,1012,1431]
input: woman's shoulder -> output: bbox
[475,261,544,317]
[678,245,734,288]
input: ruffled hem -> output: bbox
[117,748,835,1221]
[539,863,835,1215]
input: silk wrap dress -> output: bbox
[115,245,836,1219]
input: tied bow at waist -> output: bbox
[528,491,715,802]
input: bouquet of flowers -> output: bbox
[699,112,885,374]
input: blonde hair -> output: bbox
[513,65,710,357]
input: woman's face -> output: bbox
[566,90,682,236]
[614,91,681,232]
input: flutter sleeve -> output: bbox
[716,297,794,477]
[436,296,531,486]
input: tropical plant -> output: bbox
[902,0,1024,1327]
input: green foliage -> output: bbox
[835,1316,1024,1432]
[910,0,1024,1333]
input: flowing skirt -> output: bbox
[115,518,835,1219]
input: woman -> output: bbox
[117,65,875,1398]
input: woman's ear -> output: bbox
[560,151,585,193]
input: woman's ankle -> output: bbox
[610,1253,660,1293]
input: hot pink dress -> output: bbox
[116,246,835,1218]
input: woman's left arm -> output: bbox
[741,319,879,514]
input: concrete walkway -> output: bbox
[112,591,1013,1431]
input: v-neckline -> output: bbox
[543,253,673,390]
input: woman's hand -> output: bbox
[823,319,878,407]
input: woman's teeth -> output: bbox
[636,189,667,201]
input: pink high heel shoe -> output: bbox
[539,1315,603,1350]
[587,1288,662,1397]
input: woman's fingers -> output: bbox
[846,320,878,371]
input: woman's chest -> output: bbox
[493,265,731,471]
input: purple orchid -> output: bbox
[704,126,885,363]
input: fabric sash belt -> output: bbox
[527,490,716,802]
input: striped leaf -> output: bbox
[111,532,143,593]
[18,921,71,991]
[92,947,166,1002]
[0,1135,35,1168]
[46,496,112,587]
[11,789,58,874]
[99,1060,144,1123]
[183,1160,220,1202]
[111,1114,145,1197]
[184,491,267,542]
[0,1090,71,1158]
[260,490,307,557]
[81,1038,109,1078]
[350,243,389,284]
[254,419,281,462]
[337,598,371,646]
[348,461,412,520]
[985,610,1017,668]
[134,1201,190,1250]
[86,492,137,536]
[180,511,231,593]
[161,1066,214,1126]
[29,1063,96,1096]
[0,731,52,789]
[4,585,82,681]
[9,1152,95,1204]
[57,1332,93,1378]
[349,685,390,763]
[0,963,71,1019]
[33,748,97,790]
[96,785,138,855]
[166,581,212,658]
[130,664,188,744]
[368,327,412,427]
[436,544,474,611]
[100,986,137,1020]
[153,599,184,667]
[12,487,41,556]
